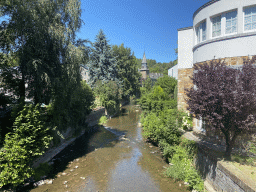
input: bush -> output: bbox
[141,107,203,191]
[99,115,108,125]
[0,104,52,187]
[164,145,204,191]
[142,109,181,146]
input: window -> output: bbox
[244,5,256,31]
[196,21,206,44]
[212,15,221,37]
[226,10,237,34]
[202,22,206,41]
[196,26,200,43]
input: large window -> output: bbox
[226,10,237,34]
[244,5,256,31]
[196,21,206,44]
[212,15,221,37]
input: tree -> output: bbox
[112,43,141,100]
[93,80,121,117]
[0,104,52,187]
[155,75,177,98]
[0,0,93,134]
[87,29,119,87]
[0,0,83,104]
[185,57,256,159]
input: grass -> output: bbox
[231,161,256,182]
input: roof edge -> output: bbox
[193,0,220,20]
[177,26,193,31]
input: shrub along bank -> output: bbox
[140,110,204,191]
[139,76,204,191]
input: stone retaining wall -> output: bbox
[195,145,256,192]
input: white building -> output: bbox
[168,65,178,79]
[177,0,256,132]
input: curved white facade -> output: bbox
[192,0,256,63]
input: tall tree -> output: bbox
[112,43,141,100]
[0,0,83,104]
[185,57,256,159]
[87,29,119,87]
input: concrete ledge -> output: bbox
[218,161,256,192]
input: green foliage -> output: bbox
[142,109,181,146]
[98,115,108,125]
[70,81,94,130]
[0,104,52,187]
[141,103,203,191]
[88,29,119,87]
[139,86,177,112]
[174,85,178,101]
[164,144,204,191]
[33,162,52,181]
[112,43,141,100]
[93,80,121,116]
[142,77,153,92]
[1,0,83,104]
[154,75,177,98]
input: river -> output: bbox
[31,105,189,192]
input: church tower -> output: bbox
[140,52,149,79]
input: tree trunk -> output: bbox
[224,131,239,160]
[224,133,232,160]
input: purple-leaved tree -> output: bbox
[185,56,256,160]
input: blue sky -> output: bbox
[78,0,210,63]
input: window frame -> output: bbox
[211,14,222,38]
[243,5,256,33]
[195,20,207,44]
[225,10,238,36]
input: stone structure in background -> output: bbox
[139,52,163,84]
[139,52,149,80]
[177,0,256,134]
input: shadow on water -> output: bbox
[18,124,124,192]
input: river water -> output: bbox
[31,105,188,192]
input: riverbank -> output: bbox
[32,107,105,168]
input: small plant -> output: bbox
[182,112,193,130]
[99,115,108,125]
[164,145,204,191]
